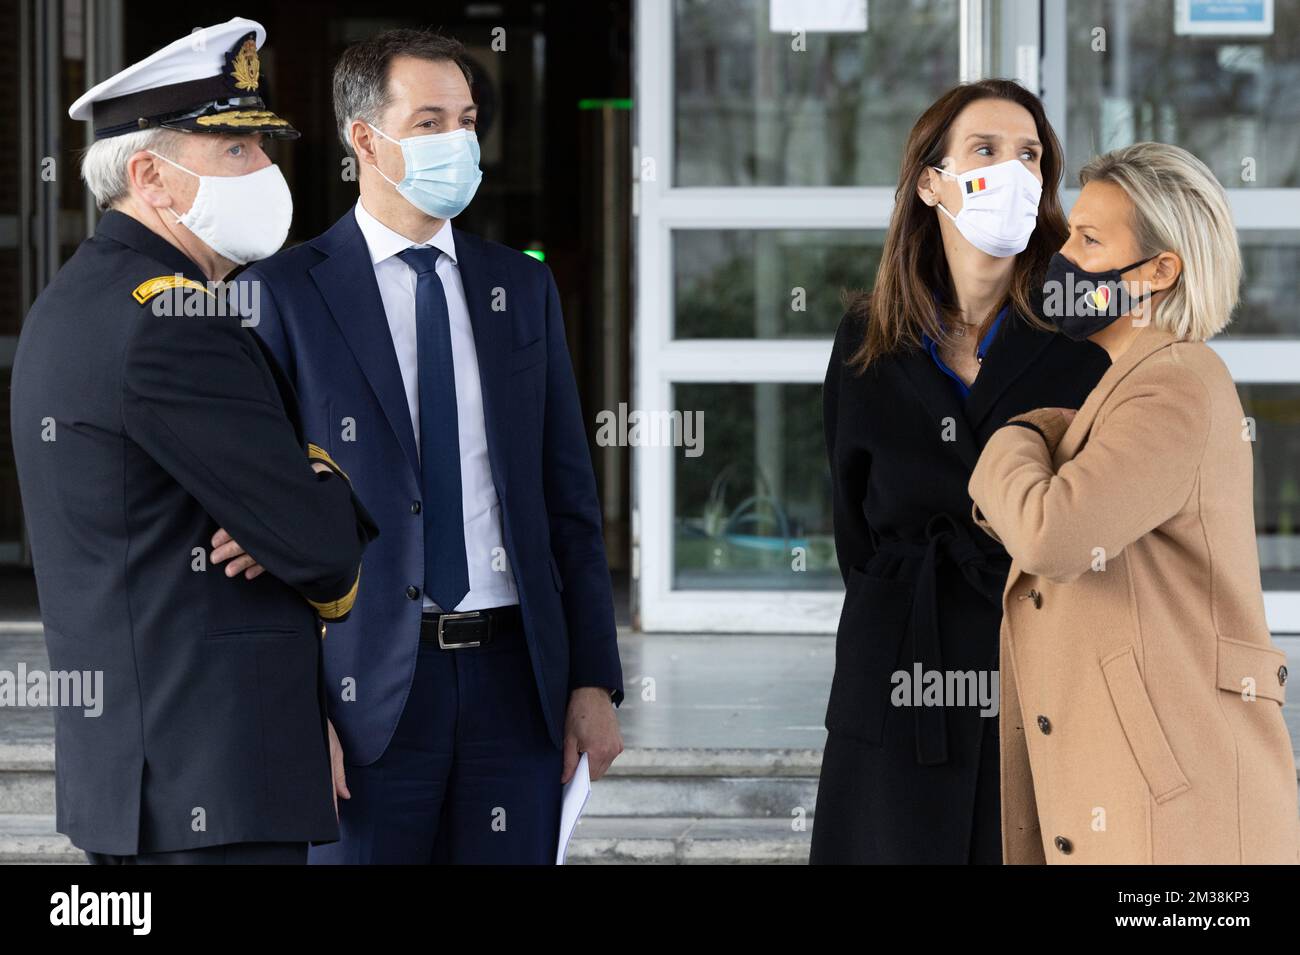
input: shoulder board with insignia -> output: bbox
[132,275,214,305]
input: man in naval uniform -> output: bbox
[9,17,378,864]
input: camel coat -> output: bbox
[968,320,1299,864]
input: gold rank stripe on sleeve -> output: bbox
[306,442,350,481]
[308,568,360,621]
[131,275,215,304]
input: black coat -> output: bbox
[810,305,1110,863]
[10,211,378,855]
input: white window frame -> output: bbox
[633,0,893,632]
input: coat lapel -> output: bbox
[894,308,1052,472]
[1054,322,1179,462]
[895,343,982,471]
[964,311,1055,434]
[308,212,421,480]
[451,229,512,493]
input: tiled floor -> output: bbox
[4,623,1297,754]
[613,633,831,750]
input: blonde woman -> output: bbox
[969,142,1299,864]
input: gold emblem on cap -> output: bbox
[195,109,290,128]
[230,37,260,92]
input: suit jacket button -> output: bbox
[1037,715,1051,734]
[1279,665,1288,686]
[411,500,422,514]
[406,585,420,600]
[1054,836,1072,855]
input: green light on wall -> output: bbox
[523,249,546,262]
[578,98,632,111]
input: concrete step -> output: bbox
[0,814,82,864]
[585,746,819,818]
[0,814,810,865]
[603,747,822,776]
[0,742,54,816]
[586,775,816,817]
[566,816,810,864]
[0,742,823,818]
[0,743,820,863]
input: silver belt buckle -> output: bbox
[437,610,484,649]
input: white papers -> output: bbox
[556,751,592,865]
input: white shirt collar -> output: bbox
[353,198,458,266]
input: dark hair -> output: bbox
[846,79,1067,371]
[332,28,474,157]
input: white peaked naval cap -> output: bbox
[68,17,297,141]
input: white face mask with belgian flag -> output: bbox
[931,158,1042,258]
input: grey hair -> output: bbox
[79,128,186,211]
[332,28,473,159]
[1079,142,1241,341]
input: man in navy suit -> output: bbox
[242,28,624,864]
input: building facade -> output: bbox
[3,0,1299,636]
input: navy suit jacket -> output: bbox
[243,209,623,763]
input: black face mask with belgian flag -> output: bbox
[1041,252,1159,341]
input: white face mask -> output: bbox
[148,151,293,265]
[931,158,1042,258]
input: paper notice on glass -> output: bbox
[770,0,868,33]
[556,751,592,865]
[1175,0,1273,37]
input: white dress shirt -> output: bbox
[353,199,519,612]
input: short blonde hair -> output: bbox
[1079,142,1240,341]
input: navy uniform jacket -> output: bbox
[10,210,378,855]
[243,210,623,767]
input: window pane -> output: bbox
[674,0,961,186]
[673,383,836,590]
[1224,232,1300,338]
[1241,383,1300,592]
[670,384,1299,593]
[674,229,881,338]
[1065,0,1300,187]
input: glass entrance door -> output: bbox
[2,0,101,567]
[633,0,967,631]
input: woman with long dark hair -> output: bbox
[810,80,1111,863]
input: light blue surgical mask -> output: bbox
[368,123,483,220]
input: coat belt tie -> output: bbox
[877,513,1010,766]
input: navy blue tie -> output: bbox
[397,247,469,612]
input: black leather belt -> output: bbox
[419,604,522,649]
[875,513,1010,766]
